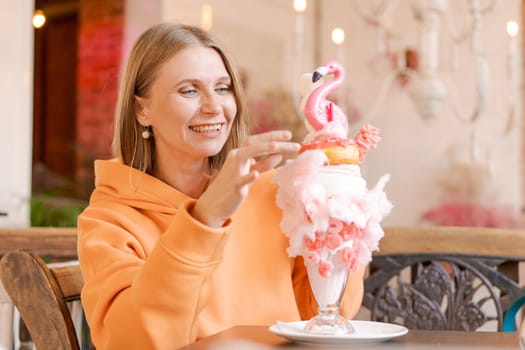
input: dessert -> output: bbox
[273,61,392,279]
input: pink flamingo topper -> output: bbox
[303,61,349,133]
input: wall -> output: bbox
[0,1,520,227]
[0,1,34,228]
[326,1,522,226]
[125,0,300,94]
[76,0,124,197]
[123,0,522,226]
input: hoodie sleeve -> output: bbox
[78,199,230,349]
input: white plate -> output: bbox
[269,320,408,345]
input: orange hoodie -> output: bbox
[78,159,365,349]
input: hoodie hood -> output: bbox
[91,159,191,214]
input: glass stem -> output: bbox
[318,305,341,322]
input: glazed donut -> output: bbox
[321,145,360,165]
[299,136,360,165]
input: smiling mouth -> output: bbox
[189,123,224,133]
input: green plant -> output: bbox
[30,196,87,227]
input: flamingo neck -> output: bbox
[318,69,344,102]
[304,64,346,131]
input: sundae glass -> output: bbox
[304,251,354,334]
[273,61,392,335]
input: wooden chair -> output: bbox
[0,227,78,348]
[363,226,525,332]
[0,277,14,350]
[0,249,91,350]
[0,227,78,259]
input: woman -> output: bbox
[77,23,365,349]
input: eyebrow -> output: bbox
[178,76,232,85]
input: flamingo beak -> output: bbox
[312,66,330,83]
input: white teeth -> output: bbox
[190,124,222,133]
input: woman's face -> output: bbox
[136,46,237,165]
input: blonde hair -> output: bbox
[112,23,250,175]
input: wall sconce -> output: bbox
[345,0,500,122]
[407,0,449,121]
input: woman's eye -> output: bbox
[180,89,198,96]
[215,85,232,94]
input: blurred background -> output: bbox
[0,0,523,228]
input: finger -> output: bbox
[249,130,293,144]
[236,170,259,189]
[252,154,283,174]
[242,141,300,160]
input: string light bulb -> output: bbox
[507,20,519,37]
[32,9,46,29]
[331,28,345,45]
[201,4,213,31]
[294,0,306,13]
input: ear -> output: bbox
[135,95,150,126]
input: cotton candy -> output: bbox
[273,122,392,275]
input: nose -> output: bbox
[201,92,221,115]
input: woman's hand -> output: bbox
[191,130,300,228]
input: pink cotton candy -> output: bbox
[302,121,348,144]
[357,241,373,267]
[273,123,392,278]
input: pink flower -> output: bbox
[318,260,334,278]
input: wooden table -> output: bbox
[181,326,520,349]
